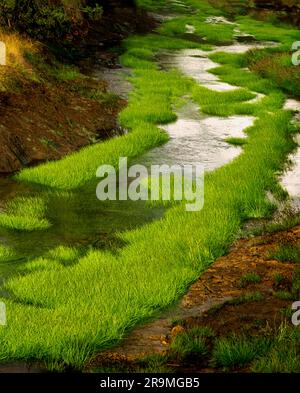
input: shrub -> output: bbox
[0,0,103,41]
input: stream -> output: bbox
[0,31,299,287]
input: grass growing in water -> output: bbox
[225,137,247,146]
[0,197,51,231]
[0,0,298,369]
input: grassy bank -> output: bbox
[0,0,299,370]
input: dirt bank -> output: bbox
[0,75,124,174]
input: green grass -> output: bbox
[269,245,300,263]
[83,90,120,108]
[0,0,298,369]
[170,326,213,358]
[292,269,300,299]
[0,197,51,231]
[230,291,264,304]
[16,123,168,189]
[245,214,300,237]
[46,246,81,263]
[24,258,63,272]
[203,324,300,372]
[159,15,235,45]
[273,273,285,286]
[248,50,300,98]
[213,325,300,372]
[237,16,300,48]
[209,64,277,94]
[238,273,262,288]
[137,354,171,373]
[274,291,294,301]
[225,137,247,146]
[23,246,83,272]
[50,65,81,82]
[252,325,300,373]
[0,245,16,263]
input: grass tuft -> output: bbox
[269,245,300,263]
[213,335,272,368]
[0,197,51,231]
[238,273,262,288]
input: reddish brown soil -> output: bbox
[0,72,124,174]
[88,226,300,372]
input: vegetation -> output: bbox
[0,0,299,370]
[0,197,51,231]
[0,0,103,41]
[230,291,264,304]
[133,324,300,373]
[225,137,247,146]
[213,335,272,368]
[238,273,262,288]
[252,325,300,373]
[0,245,16,263]
[269,244,300,263]
[170,327,214,358]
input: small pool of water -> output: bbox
[138,101,254,173]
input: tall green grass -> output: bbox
[0,245,16,263]
[1,107,295,368]
[0,0,298,369]
[213,335,272,368]
[16,124,168,189]
[0,197,51,231]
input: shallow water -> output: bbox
[139,102,254,173]
[95,67,132,99]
